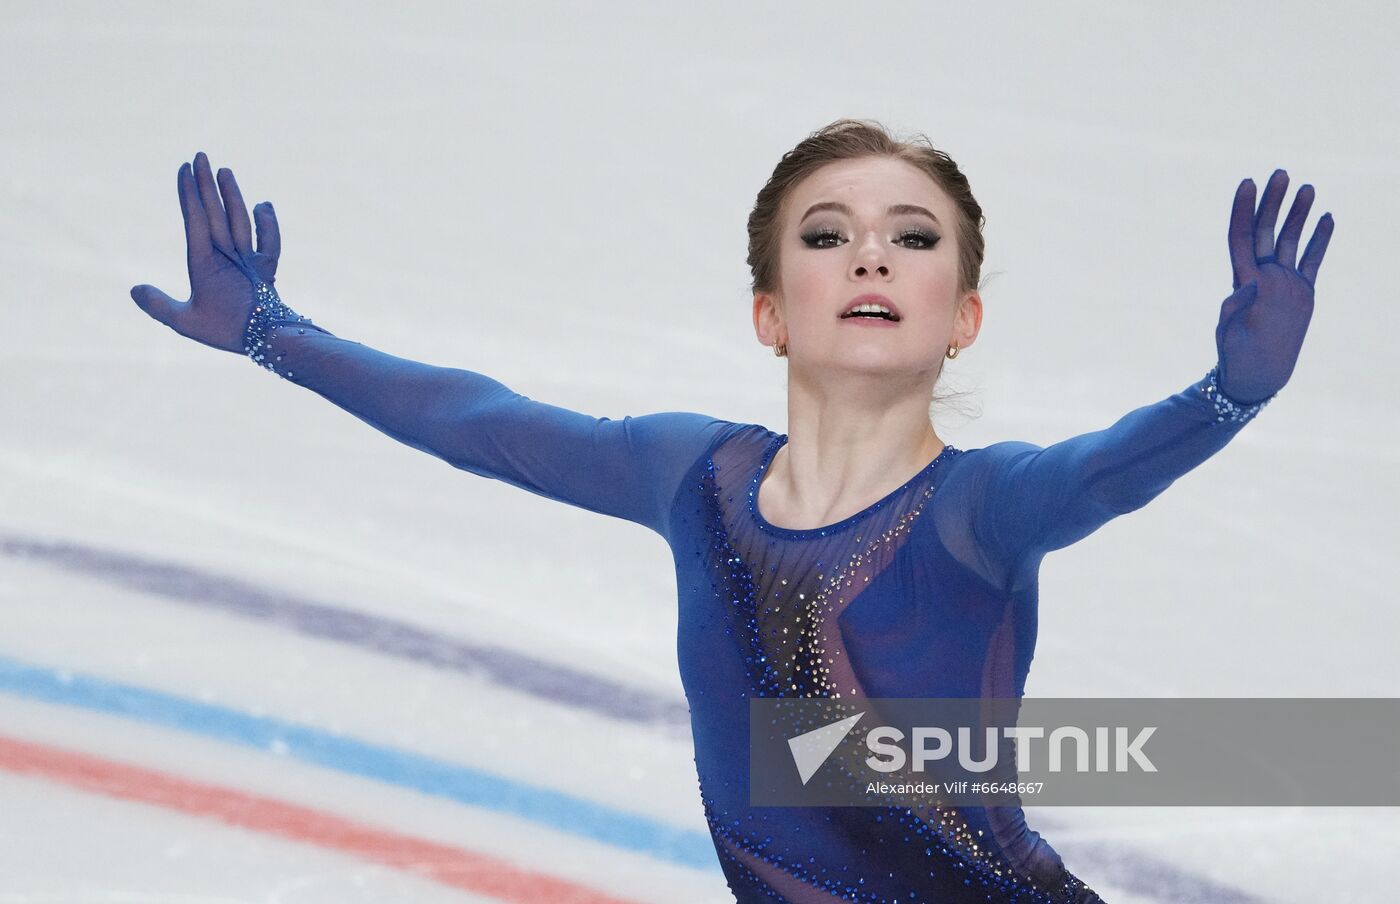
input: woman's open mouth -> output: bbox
[840,308,901,326]
[839,295,902,323]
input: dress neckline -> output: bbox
[745,433,959,540]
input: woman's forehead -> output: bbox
[787,157,951,220]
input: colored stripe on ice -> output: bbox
[0,656,718,871]
[0,535,690,730]
[0,733,646,904]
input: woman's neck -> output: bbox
[760,384,947,531]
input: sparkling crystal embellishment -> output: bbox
[1199,364,1273,424]
[243,281,323,379]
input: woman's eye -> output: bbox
[898,229,939,249]
[801,228,845,249]
[800,227,941,250]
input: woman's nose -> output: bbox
[852,260,890,278]
[851,235,891,278]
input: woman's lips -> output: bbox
[841,294,902,319]
[840,314,901,328]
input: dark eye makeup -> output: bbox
[799,227,940,250]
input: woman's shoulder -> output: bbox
[618,413,776,475]
[709,420,780,459]
[935,439,1047,490]
[617,411,742,452]
[684,419,783,488]
[948,438,1043,464]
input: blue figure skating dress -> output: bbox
[241,285,1268,903]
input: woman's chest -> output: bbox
[674,516,1016,703]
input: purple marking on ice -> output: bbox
[0,535,691,733]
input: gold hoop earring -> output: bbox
[945,342,960,360]
[773,341,787,358]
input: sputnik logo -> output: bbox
[787,712,865,785]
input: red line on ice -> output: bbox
[0,734,645,904]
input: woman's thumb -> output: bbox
[130,284,182,329]
[253,201,280,262]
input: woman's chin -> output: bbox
[804,347,941,380]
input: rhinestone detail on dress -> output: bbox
[1199,364,1274,424]
[243,281,327,379]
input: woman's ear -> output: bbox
[753,292,785,347]
[954,291,983,351]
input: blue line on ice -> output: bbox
[0,655,720,872]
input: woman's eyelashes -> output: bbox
[799,226,940,250]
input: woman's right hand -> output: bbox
[130,151,282,354]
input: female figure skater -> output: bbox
[130,119,1333,903]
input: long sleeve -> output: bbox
[242,285,731,537]
[967,366,1271,588]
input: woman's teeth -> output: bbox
[842,303,898,321]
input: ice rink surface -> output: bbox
[2,2,1397,901]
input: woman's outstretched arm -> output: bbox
[130,153,730,535]
[961,170,1335,587]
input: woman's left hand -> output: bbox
[1214,169,1334,405]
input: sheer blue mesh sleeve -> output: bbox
[957,366,1268,590]
[939,169,1334,592]
[242,280,729,536]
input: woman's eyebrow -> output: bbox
[799,201,940,226]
